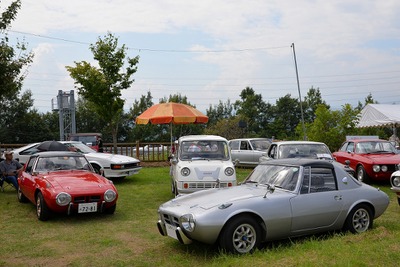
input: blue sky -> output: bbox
[3,0,400,113]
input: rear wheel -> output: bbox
[219,216,261,254]
[36,192,51,221]
[356,165,370,183]
[344,204,372,233]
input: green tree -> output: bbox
[66,32,139,152]
[303,86,330,123]
[234,87,270,136]
[0,0,35,143]
[128,91,157,142]
[204,116,245,140]
[270,94,301,140]
[206,99,235,126]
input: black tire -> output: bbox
[36,192,51,221]
[17,187,28,203]
[104,204,116,214]
[219,216,262,254]
[344,204,373,234]
[356,165,370,183]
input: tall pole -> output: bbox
[291,43,307,140]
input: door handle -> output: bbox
[334,195,342,201]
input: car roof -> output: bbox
[259,158,335,169]
[271,141,325,145]
[229,138,270,142]
[178,135,228,142]
[346,139,388,142]
[33,151,83,157]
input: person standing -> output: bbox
[97,136,104,152]
[0,151,23,190]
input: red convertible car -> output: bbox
[18,151,118,221]
[333,139,400,183]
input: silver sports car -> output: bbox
[157,158,389,254]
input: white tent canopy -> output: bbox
[357,104,400,128]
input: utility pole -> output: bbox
[291,43,307,140]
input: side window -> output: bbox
[301,166,336,194]
[347,142,354,153]
[25,156,37,174]
[300,166,311,194]
[229,141,239,150]
[269,145,277,158]
[310,167,336,193]
[240,141,249,150]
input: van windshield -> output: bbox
[179,140,230,161]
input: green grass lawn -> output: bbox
[1,167,400,267]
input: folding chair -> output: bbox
[0,174,16,192]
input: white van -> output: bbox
[170,135,237,196]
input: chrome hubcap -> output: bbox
[232,224,256,253]
[352,208,370,233]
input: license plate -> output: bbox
[78,203,97,213]
[165,223,178,240]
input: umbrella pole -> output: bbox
[170,122,173,154]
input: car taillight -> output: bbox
[183,183,189,189]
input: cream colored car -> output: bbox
[170,135,236,196]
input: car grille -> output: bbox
[387,164,398,172]
[73,195,101,203]
[188,182,231,189]
[111,162,141,170]
[161,213,179,227]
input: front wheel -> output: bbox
[356,165,370,184]
[36,192,51,221]
[219,216,262,254]
[104,204,116,214]
[17,187,28,203]
[344,204,372,233]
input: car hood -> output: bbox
[165,184,280,210]
[361,153,400,163]
[85,152,140,163]
[41,171,113,192]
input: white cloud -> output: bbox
[2,0,400,113]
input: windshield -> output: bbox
[64,142,97,153]
[244,164,300,191]
[279,144,332,159]
[35,155,93,172]
[179,140,230,160]
[250,139,270,151]
[355,141,397,154]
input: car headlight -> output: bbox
[104,189,117,202]
[392,176,400,187]
[224,167,235,176]
[373,165,381,172]
[56,192,71,206]
[381,165,388,172]
[180,214,195,232]
[181,167,190,176]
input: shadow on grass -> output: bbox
[167,230,345,258]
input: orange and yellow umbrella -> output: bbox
[135,102,208,125]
